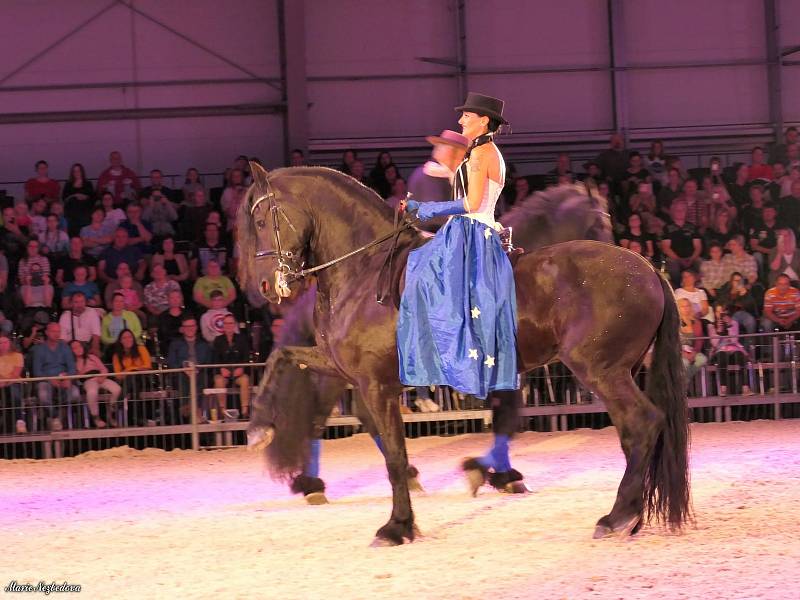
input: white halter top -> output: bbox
[458,143,506,229]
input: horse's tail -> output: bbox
[644,275,692,529]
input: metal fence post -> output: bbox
[772,336,780,395]
[189,362,199,451]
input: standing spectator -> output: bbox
[167,315,212,423]
[101,293,143,348]
[97,151,140,204]
[70,339,121,428]
[594,133,628,183]
[56,237,97,287]
[80,207,114,260]
[181,167,205,205]
[193,259,236,309]
[200,290,232,343]
[678,298,707,380]
[748,146,773,182]
[25,160,60,202]
[39,214,69,256]
[140,169,175,203]
[151,236,190,286]
[700,243,731,299]
[31,322,79,431]
[111,329,152,373]
[179,188,212,241]
[61,265,101,309]
[144,263,180,318]
[220,169,248,232]
[58,291,101,356]
[708,306,751,396]
[191,223,229,278]
[761,274,800,332]
[156,290,188,353]
[119,203,153,253]
[62,163,95,237]
[660,201,702,285]
[723,236,759,288]
[212,313,251,420]
[0,334,25,433]
[98,228,146,283]
[768,229,800,286]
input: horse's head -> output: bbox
[237,162,313,304]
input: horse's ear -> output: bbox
[250,161,269,190]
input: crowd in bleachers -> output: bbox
[1,126,799,433]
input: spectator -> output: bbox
[369,150,393,195]
[58,291,101,356]
[715,272,758,335]
[0,333,25,433]
[156,290,187,353]
[289,149,305,167]
[80,207,114,260]
[546,153,573,186]
[723,236,759,288]
[18,238,50,282]
[762,274,800,332]
[212,313,251,420]
[349,160,370,186]
[19,263,54,330]
[0,205,30,263]
[193,259,236,309]
[29,196,48,240]
[56,237,97,287]
[62,163,95,237]
[700,243,731,299]
[704,175,737,225]
[380,164,400,200]
[24,160,60,202]
[621,151,650,198]
[385,177,407,211]
[594,133,628,183]
[787,145,800,174]
[61,265,101,309]
[151,236,190,286]
[657,167,684,212]
[200,290,232,343]
[118,203,153,253]
[748,146,773,182]
[626,182,663,236]
[114,274,144,314]
[70,339,121,428]
[0,250,9,315]
[708,305,752,396]
[181,167,205,205]
[141,190,178,237]
[99,191,127,230]
[678,298,707,380]
[704,208,737,251]
[339,149,358,175]
[741,184,767,236]
[97,151,140,204]
[191,223,229,278]
[767,162,787,203]
[660,201,702,285]
[580,160,603,188]
[39,214,69,256]
[769,126,798,166]
[98,228,146,284]
[674,269,711,320]
[31,322,79,431]
[768,228,800,287]
[144,263,180,318]
[220,169,248,232]
[619,213,655,259]
[727,164,750,209]
[49,199,68,232]
[748,202,780,267]
[140,169,175,203]
[778,180,800,231]
[111,329,152,373]
[644,139,668,188]
[103,263,143,308]
[681,179,708,231]
[167,315,212,422]
[101,293,143,348]
[180,188,213,241]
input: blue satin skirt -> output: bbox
[397,216,518,399]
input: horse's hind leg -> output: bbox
[570,366,665,538]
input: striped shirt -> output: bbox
[764,287,800,319]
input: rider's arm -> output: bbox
[464,146,491,213]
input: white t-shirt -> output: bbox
[674,287,712,320]
[59,308,102,343]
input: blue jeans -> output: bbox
[37,382,80,419]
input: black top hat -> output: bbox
[454,92,508,125]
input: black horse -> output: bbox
[239,165,690,545]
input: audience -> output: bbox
[212,313,251,420]
[71,339,120,428]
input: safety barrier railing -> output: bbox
[3,329,800,459]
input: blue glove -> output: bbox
[410,199,466,222]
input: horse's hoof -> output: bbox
[408,477,425,493]
[592,514,642,539]
[305,492,329,505]
[370,537,402,548]
[503,481,531,494]
[462,458,488,497]
[592,524,613,539]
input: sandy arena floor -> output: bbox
[2,420,799,600]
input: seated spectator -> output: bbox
[740,184,767,236]
[39,214,69,256]
[191,223,230,278]
[141,190,178,237]
[156,290,188,354]
[80,207,114,259]
[119,203,153,254]
[679,298,707,380]
[58,291,101,356]
[715,272,758,335]
[769,126,798,165]
[289,149,305,167]
[704,208,738,252]
[700,243,731,299]
[29,196,48,240]
[111,329,152,374]
[99,191,126,230]
[151,236,190,286]
[49,200,68,232]
[674,270,711,320]
[620,151,650,198]
[619,213,655,259]
[181,167,205,205]
[0,334,25,433]
[723,236,759,288]
[748,202,780,269]
[167,315,212,422]
[626,182,663,236]
[20,312,49,352]
[704,176,737,224]
[778,180,800,231]
[103,263,144,308]
[644,140,668,188]
[31,322,79,431]
[761,274,800,332]
[98,228,146,284]
[385,177,407,211]
[179,189,212,241]
[767,162,788,204]
[681,179,709,231]
[144,263,180,318]
[97,150,140,204]
[56,237,97,287]
[0,205,31,263]
[660,201,702,285]
[380,164,400,200]
[656,167,683,212]
[220,169,248,232]
[768,229,800,287]
[349,159,371,187]
[62,163,95,237]
[116,274,144,313]
[70,339,121,428]
[212,313,251,420]
[193,259,236,309]
[200,290,232,343]
[709,305,752,396]
[0,251,9,317]
[101,293,143,348]
[25,160,60,202]
[62,265,101,309]
[18,238,50,284]
[748,146,773,182]
[545,153,573,187]
[369,151,393,196]
[140,169,175,203]
[20,263,54,330]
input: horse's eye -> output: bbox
[256,219,266,230]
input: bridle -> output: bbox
[249,174,416,302]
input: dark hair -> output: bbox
[159,235,175,253]
[629,151,642,159]
[786,126,798,134]
[68,163,87,185]
[35,160,48,170]
[180,314,197,326]
[708,242,723,251]
[487,118,501,133]
[150,169,162,176]
[752,145,764,153]
[291,148,304,157]
[113,328,141,361]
